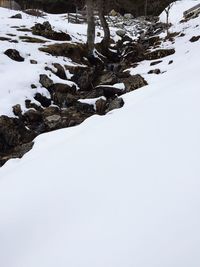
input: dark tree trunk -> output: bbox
[97,0,110,51]
[86,0,95,56]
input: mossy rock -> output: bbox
[39,42,87,63]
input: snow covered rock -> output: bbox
[4,49,24,62]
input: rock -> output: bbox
[148,69,161,74]
[30,59,38,64]
[79,88,105,99]
[72,67,96,91]
[144,48,175,60]
[52,83,76,94]
[39,74,53,90]
[39,42,87,63]
[116,29,126,37]
[168,60,173,65]
[120,42,145,69]
[31,84,37,89]
[24,109,43,123]
[20,36,46,43]
[34,93,51,107]
[74,102,95,114]
[190,36,200,42]
[43,106,60,118]
[179,33,185,37]
[95,71,119,86]
[106,97,124,113]
[110,9,118,16]
[53,92,78,108]
[140,36,161,49]
[60,104,95,127]
[150,60,162,66]
[52,63,67,80]
[4,49,24,62]
[96,85,124,98]
[10,13,22,19]
[95,98,108,115]
[0,115,35,154]
[44,115,62,130]
[12,104,22,117]
[51,83,77,107]
[32,21,71,41]
[0,37,11,41]
[25,100,43,112]
[121,74,148,92]
[0,142,34,167]
[124,13,134,19]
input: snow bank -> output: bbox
[0,2,200,267]
[159,0,200,24]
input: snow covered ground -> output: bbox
[0,8,115,116]
[0,1,200,266]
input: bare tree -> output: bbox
[86,0,95,56]
[97,0,110,51]
[86,0,111,57]
[164,3,173,37]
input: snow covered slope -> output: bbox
[0,1,200,267]
[0,8,102,116]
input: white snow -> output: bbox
[159,0,200,24]
[0,1,200,267]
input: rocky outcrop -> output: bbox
[39,42,87,63]
[32,21,71,41]
[144,48,175,60]
[121,74,148,92]
[0,116,35,166]
[4,49,24,62]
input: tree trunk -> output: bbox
[97,0,110,51]
[86,0,95,56]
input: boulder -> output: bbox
[34,93,51,107]
[95,71,119,86]
[116,29,126,38]
[72,67,96,91]
[0,142,34,167]
[51,83,77,107]
[24,109,43,123]
[39,74,53,90]
[96,85,124,98]
[144,48,175,60]
[25,100,43,112]
[44,115,62,130]
[95,98,108,115]
[124,13,134,19]
[78,88,105,99]
[52,63,67,80]
[4,49,24,62]
[12,104,22,117]
[60,104,95,127]
[121,74,148,92]
[120,42,145,69]
[39,43,87,63]
[109,9,118,16]
[0,115,34,154]
[106,97,124,112]
[32,21,71,41]
[43,106,60,118]
[10,13,22,19]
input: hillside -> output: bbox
[0,1,200,266]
